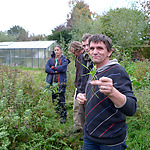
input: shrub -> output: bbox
[125,59,150,89]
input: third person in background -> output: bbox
[69,33,92,140]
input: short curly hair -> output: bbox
[88,34,112,52]
[81,33,92,42]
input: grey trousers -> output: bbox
[73,88,85,130]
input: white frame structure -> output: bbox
[0,41,56,68]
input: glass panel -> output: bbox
[0,48,53,68]
[26,58,32,68]
[39,58,46,68]
[0,50,10,65]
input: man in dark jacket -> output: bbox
[77,34,137,149]
[69,41,85,132]
[76,34,92,140]
[69,34,92,140]
[45,45,70,124]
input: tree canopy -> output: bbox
[0,31,16,42]
[47,24,72,50]
[7,25,29,41]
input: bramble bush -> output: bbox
[125,59,150,89]
[126,87,150,150]
[0,66,78,149]
[124,59,150,149]
[0,59,149,149]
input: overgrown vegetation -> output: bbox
[0,58,149,149]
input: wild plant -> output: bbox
[126,59,150,89]
[76,53,99,99]
[0,66,72,149]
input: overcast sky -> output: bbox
[0,0,139,36]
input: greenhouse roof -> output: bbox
[0,41,56,49]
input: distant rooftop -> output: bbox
[0,41,56,49]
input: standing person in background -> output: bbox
[76,33,92,140]
[45,45,70,124]
[77,34,137,150]
[69,33,92,140]
[69,41,85,133]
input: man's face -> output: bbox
[82,39,90,54]
[54,46,62,58]
[89,41,112,68]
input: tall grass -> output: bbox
[0,59,149,149]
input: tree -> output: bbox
[7,25,28,41]
[0,31,16,42]
[47,24,72,50]
[67,0,94,41]
[99,7,149,58]
[138,0,150,59]
[28,34,47,41]
[67,0,92,29]
[139,0,150,18]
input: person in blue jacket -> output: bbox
[45,45,70,124]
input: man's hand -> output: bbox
[76,93,87,104]
[90,76,126,107]
[90,77,114,96]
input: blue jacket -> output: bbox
[45,52,70,93]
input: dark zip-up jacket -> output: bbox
[76,51,93,94]
[85,60,137,146]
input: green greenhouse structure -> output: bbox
[0,41,56,68]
